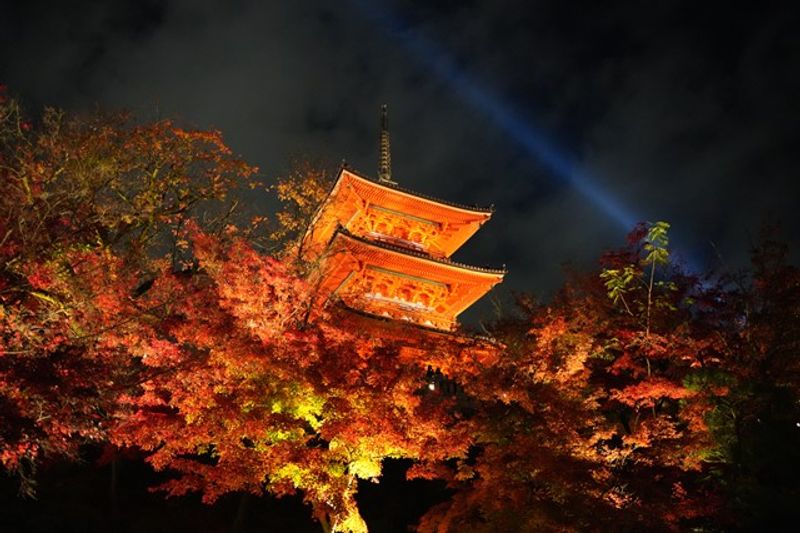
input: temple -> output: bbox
[302,106,505,332]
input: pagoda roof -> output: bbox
[318,228,504,328]
[332,226,507,276]
[304,167,496,260]
[338,166,495,215]
[332,301,503,347]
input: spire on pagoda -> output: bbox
[378,104,396,185]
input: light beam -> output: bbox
[349,1,704,274]
[349,0,639,230]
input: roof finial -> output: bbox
[378,104,396,184]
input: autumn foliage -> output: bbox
[1,88,799,531]
[0,86,256,491]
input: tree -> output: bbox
[417,222,729,531]
[708,226,800,528]
[5,85,797,531]
[110,223,486,532]
[0,91,472,530]
[0,86,256,493]
[266,160,333,259]
[414,302,621,532]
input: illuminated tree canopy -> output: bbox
[1,89,798,531]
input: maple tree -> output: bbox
[0,90,470,531]
[2,86,799,531]
[412,305,620,532]
[266,160,333,259]
[0,86,256,493]
[588,222,728,526]
[414,222,731,531]
[704,226,800,528]
[109,221,491,532]
[103,212,797,532]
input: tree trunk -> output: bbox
[109,459,119,526]
[232,492,248,532]
[319,513,332,533]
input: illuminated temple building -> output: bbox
[303,106,505,332]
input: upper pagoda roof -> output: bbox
[303,166,495,260]
[339,166,495,215]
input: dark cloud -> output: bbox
[2,0,799,320]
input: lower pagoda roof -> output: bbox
[318,228,505,331]
[329,302,505,374]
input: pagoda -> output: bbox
[302,106,505,332]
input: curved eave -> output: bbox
[339,166,495,215]
[333,303,506,348]
[303,166,496,260]
[333,227,507,278]
[334,301,463,335]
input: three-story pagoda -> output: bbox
[302,106,505,331]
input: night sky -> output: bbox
[3,0,799,318]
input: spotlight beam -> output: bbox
[349,0,639,230]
